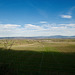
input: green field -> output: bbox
[0,39,75,75]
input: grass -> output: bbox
[0,39,75,75]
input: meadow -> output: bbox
[0,39,75,75]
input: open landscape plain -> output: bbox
[0,39,75,75]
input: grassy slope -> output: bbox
[0,39,75,75]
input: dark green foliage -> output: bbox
[0,48,75,75]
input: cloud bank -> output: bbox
[0,23,75,37]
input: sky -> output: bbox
[0,0,75,37]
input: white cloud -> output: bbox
[24,24,44,30]
[59,24,75,27]
[60,15,72,18]
[0,24,21,29]
[40,21,48,23]
[52,27,63,29]
[4,24,21,28]
[0,24,22,37]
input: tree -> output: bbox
[2,39,14,50]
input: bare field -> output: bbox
[0,39,75,51]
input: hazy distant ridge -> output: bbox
[0,35,75,39]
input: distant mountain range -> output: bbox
[0,35,75,39]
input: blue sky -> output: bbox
[0,0,75,37]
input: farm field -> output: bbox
[0,39,75,75]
